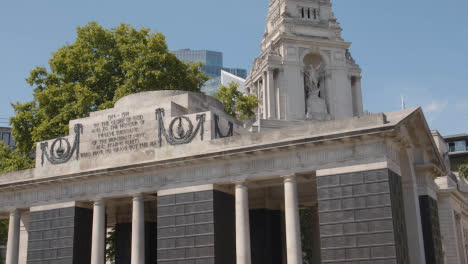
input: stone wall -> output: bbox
[157,190,235,264]
[27,206,92,264]
[317,169,409,263]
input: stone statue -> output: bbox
[306,63,323,92]
[304,63,328,119]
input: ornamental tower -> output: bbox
[246,0,363,127]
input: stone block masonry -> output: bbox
[157,190,235,264]
[26,206,92,264]
[317,169,410,263]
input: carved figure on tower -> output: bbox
[304,64,328,119]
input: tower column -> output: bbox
[256,80,262,131]
[91,199,106,264]
[6,209,20,264]
[235,182,252,264]
[131,194,145,264]
[262,73,268,119]
[284,175,303,264]
[267,69,276,119]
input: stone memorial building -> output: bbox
[2,0,468,264]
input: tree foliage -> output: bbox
[214,82,259,120]
[460,163,468,179]
[0,142,33,174]
[0,219,7,245]
[10,22,208,156]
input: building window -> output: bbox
[448,140,468,152]
[455,140,467,152]
[300,7,319,20]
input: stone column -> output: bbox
[131,194,145,264]
[353,76,363,116]
[235,182,252,264]
[257,80,261,132]
[262,74,268,119]
[6,209,20,264]
[91,199,106,264]
[267,69,276,119]
[283,175,303,264]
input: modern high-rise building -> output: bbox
[173,49,247,95]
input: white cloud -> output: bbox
[424,100,448,114]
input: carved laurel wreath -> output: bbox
[155,108,206,147]
[40,124,83,166]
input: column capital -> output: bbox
[234,181,248,188]
[8,209,20,216]
[132,193,144,201]
[283,174,297,182]
[93,198,106,205]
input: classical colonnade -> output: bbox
[4,174,304,264]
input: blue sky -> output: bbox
[0,0,467,135]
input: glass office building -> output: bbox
[173,49,247,95]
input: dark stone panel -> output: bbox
[73,207,93,264]
[388,170,410,264]
[317,169,410,263]
[157,190,234,264]
[213,190,235,264]
[115,223,131,264]
[249,209,282,264]
[145,222,158,264]
[419,195,444,264]
[115,222,156,264]
[27,206,92,264]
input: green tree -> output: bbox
[460,163,468,179]
[0,142,33,174]
[0,219,8,245]
[214,82,259,120]
[0,218,8,264]
[10,22,208,157]
[300,209,313,264]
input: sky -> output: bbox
[0,0,467,135]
